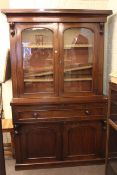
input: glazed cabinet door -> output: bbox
[14,122,62,165]
[15,23,59,97]
[63,120,104,161]
[59,23,102,96]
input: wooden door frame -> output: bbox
[59,22,102,97]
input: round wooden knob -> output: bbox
[33,112,39,118]
[85,110,90,115]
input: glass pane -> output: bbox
[22,28,54,94]
[64,28,94,93]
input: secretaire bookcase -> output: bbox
[2,9,112,170]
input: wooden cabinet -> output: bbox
[12,101,107,169]
[106,82,117,175]
[14,119,105,169]
[2,9,112,169]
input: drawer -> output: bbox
[13,103,106,121]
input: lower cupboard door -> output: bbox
[63,120,103,161]
[14,123,62,164]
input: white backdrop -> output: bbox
[9,0,109,9]
[0,13,9,83]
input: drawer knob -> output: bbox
[85,110,90,115]
[33,112,39,118]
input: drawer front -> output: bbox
[13,103,107,122]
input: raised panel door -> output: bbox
[63,120,103,161]
[14,122,62,166]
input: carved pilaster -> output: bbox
[10,22,15,37]
[99,22,104,35]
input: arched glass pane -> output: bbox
[64,28,94,93]
[22,28,54,94]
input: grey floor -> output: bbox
[5,158,105,175]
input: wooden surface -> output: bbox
[1,9,112,14]
[3,9,111,169]
[1,9,112,23]
[109,119,117,131]
[2,119,15,158]
[106,82,117,175]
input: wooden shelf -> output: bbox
[109,119,117,131]
[24,65,93,78]
[64,44,93,49]
[23,44,93,49]
[24,77,92,83]
[24,78,53,82]
[24,71,53,78]
[64,65,92,72]
[23,44,53,49]
[64,77,92,82]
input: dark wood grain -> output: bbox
[3,9,112,169]
[2,9,112,23]
[63,120,104,161]
[106,82,117,175]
